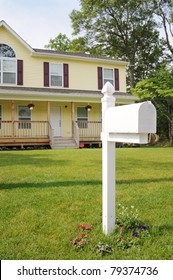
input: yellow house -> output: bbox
[0,20,136,148]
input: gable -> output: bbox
[0,21,33,57]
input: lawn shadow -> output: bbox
[0,152,71,167]
[0,180,102,190]
[0,177,173,190]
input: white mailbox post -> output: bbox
[101,82,156,235]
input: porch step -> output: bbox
[52,137,78,149]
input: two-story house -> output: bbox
[0,20,136,148]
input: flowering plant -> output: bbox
[71,224,92,249]
[115,204,150,250]
[96,242,112,256]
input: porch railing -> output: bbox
[0,121,50,138]
[76,120,102,140]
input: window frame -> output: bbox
[0,44,17,85]
[103,67,114,87]
[77,106,88,129]
[18,105,32,129]
[50,62,63,87]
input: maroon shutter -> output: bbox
[98,67,103,90]
[63,64,69,88]
[44,62,49,87]
[114,68,119,91]
[17,60,23,85]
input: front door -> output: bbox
[50,106,61,136]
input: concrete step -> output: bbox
[52,137,77,149]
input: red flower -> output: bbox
[119,236,123,241]
[71,239,77,245]
[78,241,84,247]
[78,224,85,229]
[78,233,85,238]
[85,225,91,230]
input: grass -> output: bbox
[0,147,173,260]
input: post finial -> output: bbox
[101,82,115,97]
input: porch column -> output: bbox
[47,101,51,137]
[11,100,15,137]
[71,102,75,122]
[47,101,50,122]
[71,102,75,137]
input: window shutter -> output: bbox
[63,64,69,88]
[114,68,119,91]
[44,62,49,87]
[98,67,103,90]
[17,60,23,85]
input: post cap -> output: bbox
[101,82,115,97]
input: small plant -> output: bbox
[116,204,139,230]
[115,204,150,250]
[96,242,113,256]
[71,224,92,249]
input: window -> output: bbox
[103,68,114,86]
[0,44,16,84]
[0,105,2,129]
[77,107,88,128]
[18,105,31,129]
[50,63,63,87]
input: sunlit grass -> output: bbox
[0,147,173,259]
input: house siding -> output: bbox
[0,26,127,92]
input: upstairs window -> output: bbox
[103,68,114,86]
[0,44,16,84]
[98,67,119,90]
[50,63,63,87]
[44,62,69,88]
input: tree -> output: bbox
[131,66,173,144]
[154,0,173,56]
[70,0,164,87]
[45,33,71,51]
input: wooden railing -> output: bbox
[0,121,50,138]
[76,121,101,140]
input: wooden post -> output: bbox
[101,82,116,235]
[11,100,15,137]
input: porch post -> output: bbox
[71,102,75,136]
[11,100,15,137]
[71,102,75,122]
[47,101,50,123]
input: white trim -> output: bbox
[103,67,114,87]
[49,62,63,87]
[32,51,128,65]
[0,20,34,53]
[0,57,17,85]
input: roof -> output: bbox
[0,86,137,103]
[33,48,128,65]
[0,20,128,65]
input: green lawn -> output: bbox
[0,147,173,260]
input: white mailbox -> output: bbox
[102,101,156,144]
[101,82,157,236]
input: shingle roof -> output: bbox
[33,48,128,64]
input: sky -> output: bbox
[0,0,80,48]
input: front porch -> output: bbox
[0,120,102,148]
